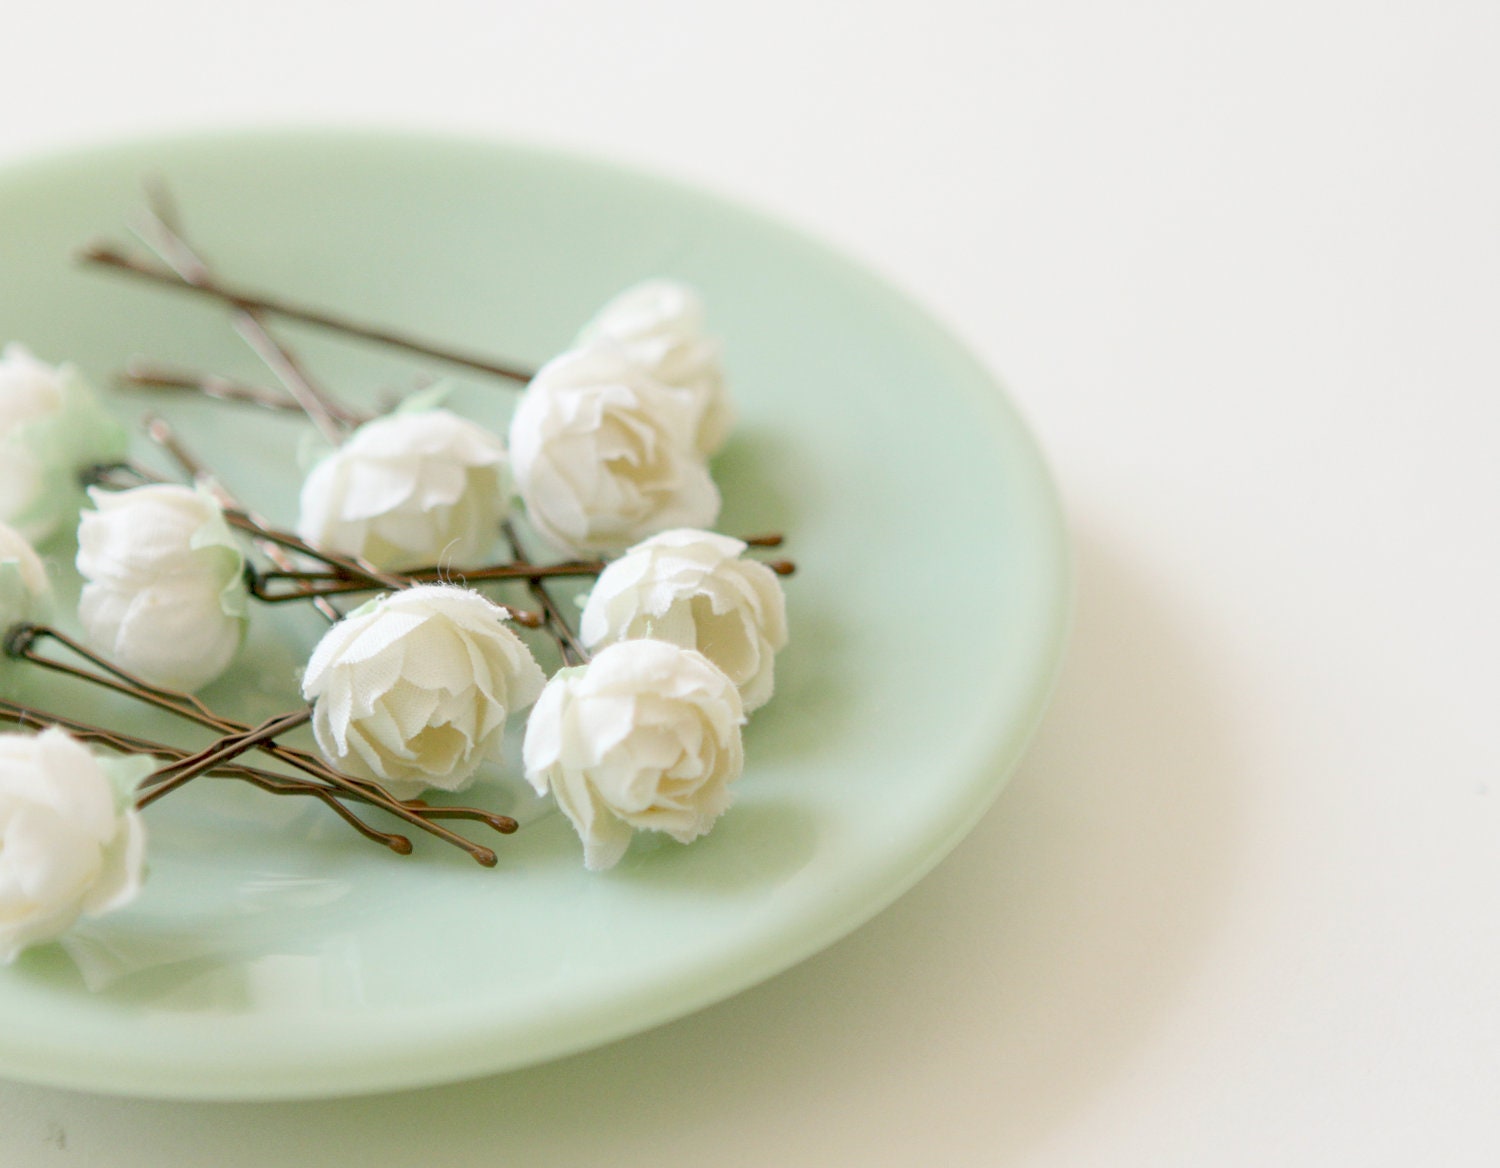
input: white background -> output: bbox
[1,1,1497,1164]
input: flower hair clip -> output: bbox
[0,184,795,961]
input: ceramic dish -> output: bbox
[0,129,1068,1099]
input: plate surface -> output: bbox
[0,129,1068,1099]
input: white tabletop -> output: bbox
[1,2,1496,1164]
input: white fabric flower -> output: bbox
[578,280,735,455]
[509,347,720,557]
[76,485,248,692]
[579,529,788,712]
[0,520,50,631]
[524,639,745,871]
[298,408,510,571]
[0,728,149,964]
[0,344,127,545]
[301,584,546,799]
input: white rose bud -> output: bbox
[0,520,51,631]
[0,728,149,964]
[509,347,720,557]
[579,530,788,712]
[578,280,735,456]
[76,485,249,693]
[297,408,510,571]
[301,584,546,799]
[523,639,745,871]
[0,344,128,545]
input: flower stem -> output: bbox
[141,415,345,624]
[0,699,431,852]
[85,454,547,627]
[250,543,795,601]
[146,416,357,626]
[95,449,550,630]
[223,516,544,626]
[6,624,223,727]
[5,626,507,865]
[124,186,350,445]
[0,697,419,853]
[502,521,588,665]
[77,245,535,383]
[222,510,405,592]
[136,708,313,808]
[250,559,606,594]
[120,357,372,425]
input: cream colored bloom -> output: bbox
[578,280,735,455]
[298,408,510,571]
[0,520,50,631]
[579,529,787,712]
[0,344,127,545]
[301,585,546,798]
[509,347,720,557]
[76,485,248,692]
[523,639,745,870]
[0,729,149,963]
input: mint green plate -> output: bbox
[0,129,1067,1100]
